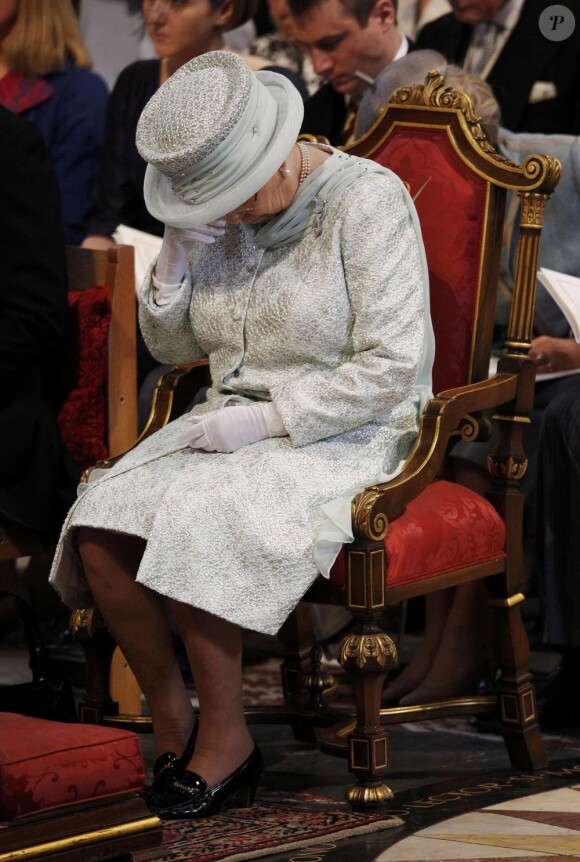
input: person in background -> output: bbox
[366,65,580,720]
[290,0,413,145]
[0,105,78,547]
[417,0,580,135]
[397,0,451,39]
[0,0,108,245]
[249,0,322,94]
[353,48,447,139]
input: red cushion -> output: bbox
[57,286,111,471]
[0,713,144,820]
[369,127,488,394]
[330,481,506,589]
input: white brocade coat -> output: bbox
[50,172,431,635]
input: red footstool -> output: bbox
[0,712,162,861]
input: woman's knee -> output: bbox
[77,527,145,577]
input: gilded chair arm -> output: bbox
[82,358,210,483]
[136,358,210,442]
[351,365,533,541]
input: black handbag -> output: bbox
[0,591,77,722]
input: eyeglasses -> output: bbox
[226,192,260,221]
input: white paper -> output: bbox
[537,267,580,342]
[113,224,163,294]
[488,354,580,382]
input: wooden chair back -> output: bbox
[63,244,137,462]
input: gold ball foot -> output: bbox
[346,782,394,808]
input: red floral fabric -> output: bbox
[368,127,488,394]
[330,481,505,589]
[57,286,111,471]
[0,70,54,114]
[0,713,145,820]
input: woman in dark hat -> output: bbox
[51,51,433,820]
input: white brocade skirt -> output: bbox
[49,412,415,635]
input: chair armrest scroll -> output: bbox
[351,368,532,540]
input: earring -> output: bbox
[279,165,291,177]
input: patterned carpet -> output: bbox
[135,790,402,862]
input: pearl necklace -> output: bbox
[297,142,311,185]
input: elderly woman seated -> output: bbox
[50,51,433,820]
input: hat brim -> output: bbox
[143,72,304,228]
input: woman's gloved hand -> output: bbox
[176,403,287,453]
[153,222,226,304]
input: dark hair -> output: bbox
[289,0,394,27]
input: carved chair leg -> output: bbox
[489,595,548,770]
[340,615,397,808]
[71,608,119,724]
[278,603,316,709]
[276,603,319,741]
[487,460,547,770]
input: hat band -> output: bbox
[170,80,278,209]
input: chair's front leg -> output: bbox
[341,539,398,808]
[487,402,548,770]
[71,608,119,724]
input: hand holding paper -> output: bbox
[537,268,580,342]
[530,335,580,376]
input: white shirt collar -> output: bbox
[393,34,409,62]
[491,0,525,31]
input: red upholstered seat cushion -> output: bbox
[57,286,111,472]
[0,713,145,820]
[330,480,506,589]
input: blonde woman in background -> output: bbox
[0,0,108,244]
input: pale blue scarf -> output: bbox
[254,147,393,250]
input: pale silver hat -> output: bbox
[137,51,304,227]
[354,51,447,140]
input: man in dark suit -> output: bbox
[0,106,78,544]
[289,0,412,144]
[417,0,580,134]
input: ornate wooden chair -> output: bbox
[73,73,561,809]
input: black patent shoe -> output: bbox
[150,744,263,820]
[151,720,199,794]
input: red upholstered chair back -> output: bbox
[345,74,510,395]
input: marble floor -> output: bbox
[378,785,580,860]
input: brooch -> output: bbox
[312,196,326,238]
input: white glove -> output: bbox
[176,403,287,453]
[153,222,226,305]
